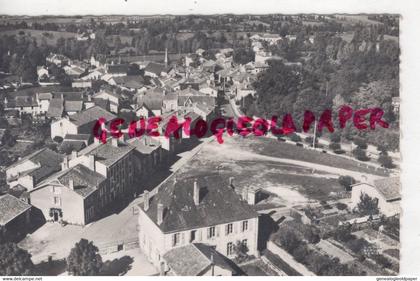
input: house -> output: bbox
[199,84,218,97]
[108,75,145,92]
[63,65,87,78]
[93,88,122,113]
[36,92,53,114]
[58,134,90,154]
[46,98,64,119]
[64,100,84,115]
[137,175,259,268]
[0,194,31,237]
[72,79,92,88]
[162,243,239,276]
[106,64,129,77]
[350,177,400,217]
[4,94,39,116]
[5,148,65,190]
[50,106,116,139]
[145,62,168,78]
[81,69,105,81]
[46,53,70,67]
[37,66,49,81]
[30,163,107,225]
[162,93,178,113]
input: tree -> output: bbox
[0,243,34,276]
[353,137,367,149]
[352,147,369,161]
[233,48,255,65]
[329,142,341,151]
[233,240,249,263]
[357,193,379,216]
[338,175,355,191]
[289,133,301,142]
[67,239,103,276]
[378,155,394,169]
[333,223,353,242]
[278,226,301,253]
[292,244,310,263]
[329,132,341,143]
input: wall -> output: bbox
[30,184,86,225]
[51,118,77,139]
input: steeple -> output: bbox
[164,47,168,67]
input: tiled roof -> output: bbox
[145,62,166,76]
[112,76,145,89]
[139,175,258,233]
[65,100,83,112]
[86,141,134,167]
[46,98,64,118]
[127,137,160,155]
[68,106,116,126]
[7,148,65,184]
[0,194,31,226]
[107,64,129,74]
[64,134,91,141]
[163,243,237,276]
[57,164,106,198]
[373,177,401,201]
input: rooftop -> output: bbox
[139,175,258,233]
[0,194,31,226]
[86,141,134,167]
[163,243,238,276]
[373,177,401,201]
[68,106,116,126]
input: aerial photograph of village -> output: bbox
[0,13,400,276]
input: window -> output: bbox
[172,233,180,247]
[242,220,248,232]
[53,196,61,206]
[226,223,233,235]
[208,226,216,238]
[227,242,233,256]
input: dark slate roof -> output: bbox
[8,184,29,200]
[163,243,237,276]
[373,177,401,201]
[47,98,64,118]
[112,76,145,89]
[107,64,129,74]
[57,164,106,198]
[139,175,258,233]
[68,106,116,126]
[0,194,31,225]
[59,140,86,153]
[145,62,167,76]
[86,142,134,167]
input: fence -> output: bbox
[96,237,139,256]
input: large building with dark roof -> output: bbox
[51,105,116,139]
[30,163,107,225]
[137,175,259,267]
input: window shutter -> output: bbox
[198,229,202,241]
[216,226,220,237]
[172,234,175,247]
[207,228,210,239]
[225,224,228,235]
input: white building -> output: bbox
[137,175,259,269]
[350,177,400,217]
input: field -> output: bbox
[174,135,381,205]
[0,29,77,45]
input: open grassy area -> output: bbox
[242,136,387,176]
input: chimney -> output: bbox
[61,156,69,170]
[71,150,78,159]
[242,187,248,202]
[143,190,150,211]
[229,177,234,189]
[88,154,95,171]
[193,180,199,205]
[69,179,74,190]
[157,203,164,225]
[111,137,119,147]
